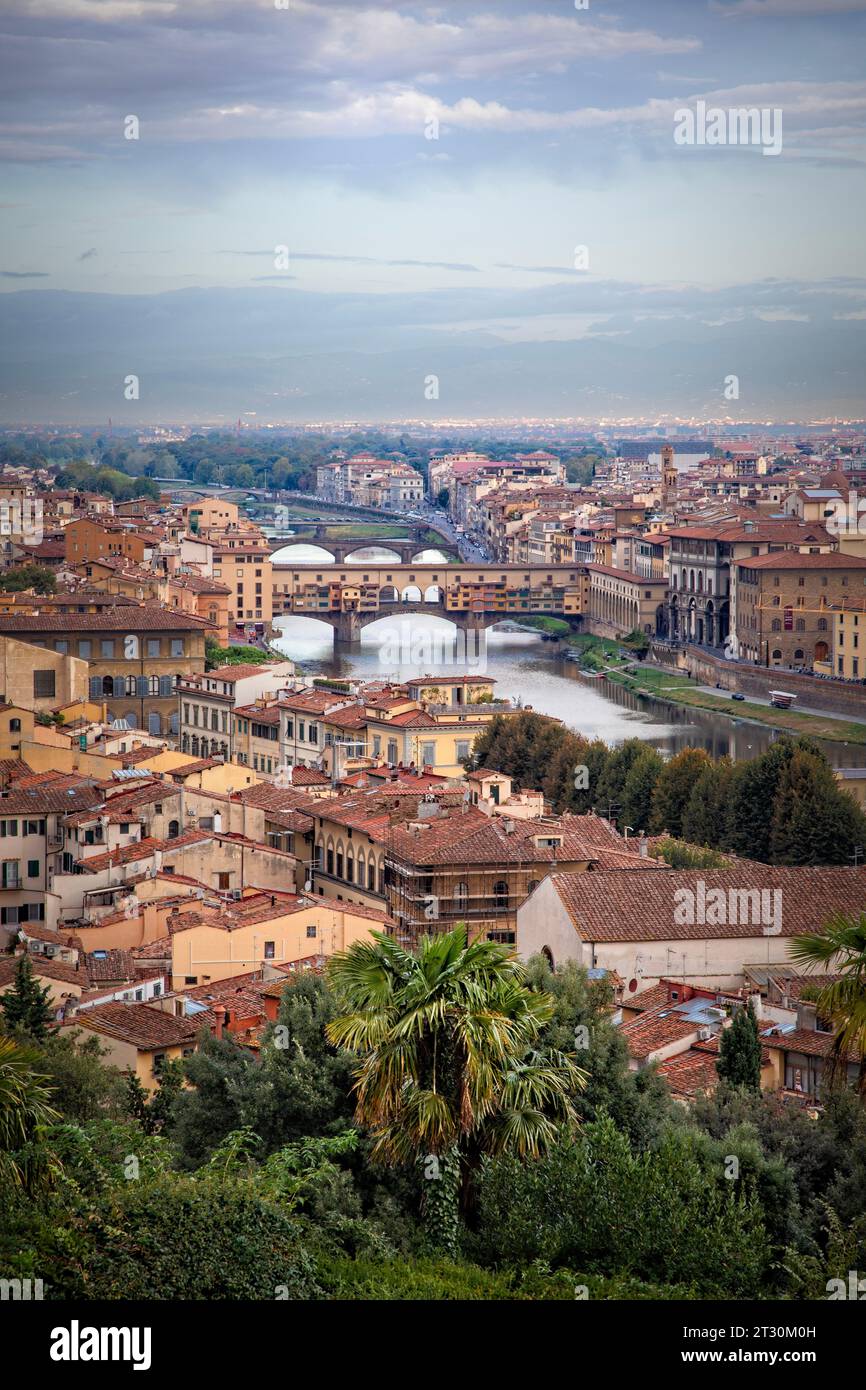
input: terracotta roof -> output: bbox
[547,866,866,943]
[619,1010,699,1061]
[203,665,271,681]
[0,607,212,631]
[657,1049,723,1097]
[762,1026,861,1062]
[85,949,137,983]
[0,955,83,988]
[68,1001,200,1048]
[740,552,866,571]
[389,809,651,869]
[0,783,101,815]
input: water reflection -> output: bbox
[271,613,865,765]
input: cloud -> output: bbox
[0,269,49,277]
[714,0,866,15]
[223,248,479,272]
[78,246,97,260]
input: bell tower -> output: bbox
[661,445,676,509]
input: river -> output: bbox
[269,543,866,768]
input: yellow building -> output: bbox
[166,893,390,989]
[833,600,866,680]
[0,633,89,714]
[64,1002,200,1093]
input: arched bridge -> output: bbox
[271,560,586,643]
[269,534,459,564]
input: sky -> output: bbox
[0,0,865,422]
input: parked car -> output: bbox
[731,692,745,701]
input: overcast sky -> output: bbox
[0,0,864,420]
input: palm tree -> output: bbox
[789,911,866,1089]
[0,1035,60,1192]
[326,925,586,1252]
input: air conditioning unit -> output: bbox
[697,1026,712,1041]
[231,889,242,901]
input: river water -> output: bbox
[269,543,866,768]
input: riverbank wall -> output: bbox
[648,642,866,718]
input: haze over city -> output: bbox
[1,0,865,420]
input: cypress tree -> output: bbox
[0,954,56,1041]
[716,1001,763,1091]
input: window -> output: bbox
[55,640,68,655]
[171,639,184,657]
[306,924,317,938]
[264,941,275,959]
[77,640,91,659]
[217,873,230,891]
[101,639,115,658]
[454,882,468,911]
[9,718,20,733]
[147,639,160,658]
[27,860,39,878]
[421,742,436,766]
[493,880,508,910]
[33,670,55,700]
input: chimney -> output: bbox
[796,1000,818,1033]
[748,991,763,1022]
[212,1004,226,1040]
[638,834,648,858]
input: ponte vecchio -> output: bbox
[271,561,588,642]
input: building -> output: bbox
[0,604,212,738]
[735,551,866,668]
[63,1002,200,1093]
[516,865,866,990]
[63,518,148,566]
[0,634,88,714]
[386,808,657,945]
[178,663,295,762]
[832,599,866,679]
[586,564,668,638]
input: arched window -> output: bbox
[794,649,805,661]
[368,860,377,893]
[167,820,180,839]
[9,718,20,733]
[795,619,805,632]
[346,853,354,885]
[102,675,114,696]
[772,649,782,662]
[541,945,555,971]
[771,619,781,632]
[817,617,828,631]
[493,879,508,910]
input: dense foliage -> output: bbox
[471,714,866,865]
[1,937,865,1301]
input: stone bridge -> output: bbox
[268,528,459,565]
[305,602,497,643]
[271,560,586,645]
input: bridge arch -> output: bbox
[401,583,422,602]
[423,583,443,603]
[343,545,403,564]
